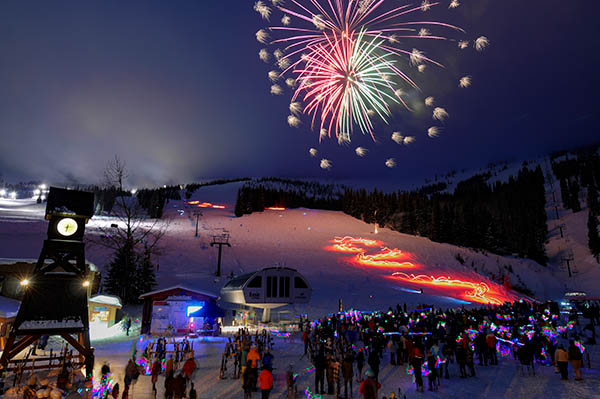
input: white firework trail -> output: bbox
[285,78,296,88]
[320,159,332,170]
[309,148,318,157]
[385,158,397,168]
[428,126,441,137]
[458,40,469,49]
[268,70,280,82]
[259,48,270,62]
[425,96,435,107]
[418,64,427,73]
[421,0,432,12]
[254,1,271,20]
[289,102,302,115]
[433,107,449,121]
[281,15,291,26]
[355,147,368,157]
[256,29,269,44]
[459,76,471,88]
[410,49,424,66]
[418,28,430,37]
[287,115,301,127]
[403,136,416,145]
[312,14,326,30]
[449,0,460,9]
[475,36,490,51]
[391,132,404,144]
[273,49,284,60]
[271,84,283,95]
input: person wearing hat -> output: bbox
[359,369,380,399]
[258,365,274,399]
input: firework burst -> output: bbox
[355,147,368,157]
[385,158,396,168]
[475,36,490,51]
[255,0,478,144]
[428,126,441,137]
[320,159,332,169]
[459,76,471,88]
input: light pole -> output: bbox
[193,210,203,237]
[211,233,231,277]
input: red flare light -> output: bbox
[325,236,383,253]
[187,201,226,209]
[354,247,415,268]
[266,207,286,211]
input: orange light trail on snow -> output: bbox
[387,272,515,305]
[325,236,383,253]
[187,201,226,209]
[266,207,286,211]
[353,247,416,268]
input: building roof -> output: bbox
[222,272,256,290]
[0,295,21,318]
[89,294,123,308]
[139,285,218,299]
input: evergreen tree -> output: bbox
[136,246,158,296]
[588,211,600,262]
[588,185,599,216]
[570,180,581,212]
[104,240,138,304]
[559,178,570,209]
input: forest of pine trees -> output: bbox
[234,167,549,264]
[552,145,600,261]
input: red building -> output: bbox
[139,286,222,335]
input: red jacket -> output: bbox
[359,377,380,399]
[258,369,273,390]
[486,334,497,349]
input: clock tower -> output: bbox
[0,187,96,377]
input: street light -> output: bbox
[0,189,6,197]
[20,279,30,287]
[10,191,17,199]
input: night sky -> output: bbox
[0,1,598,187]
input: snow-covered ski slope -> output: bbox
[0,173,576,318]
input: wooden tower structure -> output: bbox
[0,187,96,377]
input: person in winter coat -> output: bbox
[248,345,261,391]
[331,356,341,398]
[367,349,380,382]
[182,356,197,381]
[342,350,355,398]
[262,348,274,370]
[314,349,326,395]
[568,340,583,380]
[164,370,175,399]
[466,346,476,377]
[173,374,186,399]
[426,349,438,392]
[389,338,398,365]
[554,344,569,380]
[412,346,424,392]
[303,330,310,355]
[151,358,161,393]
[486,332,498,365]
[258,366,274,399]
[165,356,174,377]
[455,345,467,378]
[359,369,380,399]
[242,367,253,399]
[241,344,249,387]
[356,348,365,382]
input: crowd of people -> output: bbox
[300,299,597,398]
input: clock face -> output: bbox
[56,217,78,237]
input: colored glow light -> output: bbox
[187,201,226,209]
[353,247,415,268]
[266,206,286,211]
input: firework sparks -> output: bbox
[255,0,474,142]
[285,78,296,87]
[392,132,404,144]
[385,158,396,168]
[288,115,301,127]
[459,76,471,88]
[268,70,280,82]
[449,0,460,9]
[290,101,302,115]
[433,107,449,121]
[458,40,469,49]
[271,84,284,95]
[428,126,441,137]
[404,136,416,145]
[320,159,332,170]
[355,147,368,157]
[259,48,270,62]
[475,36,490,51]
[425,96,435,107]
[309,148,318,157]
[256,29,269,43]
[254,1,271,20]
